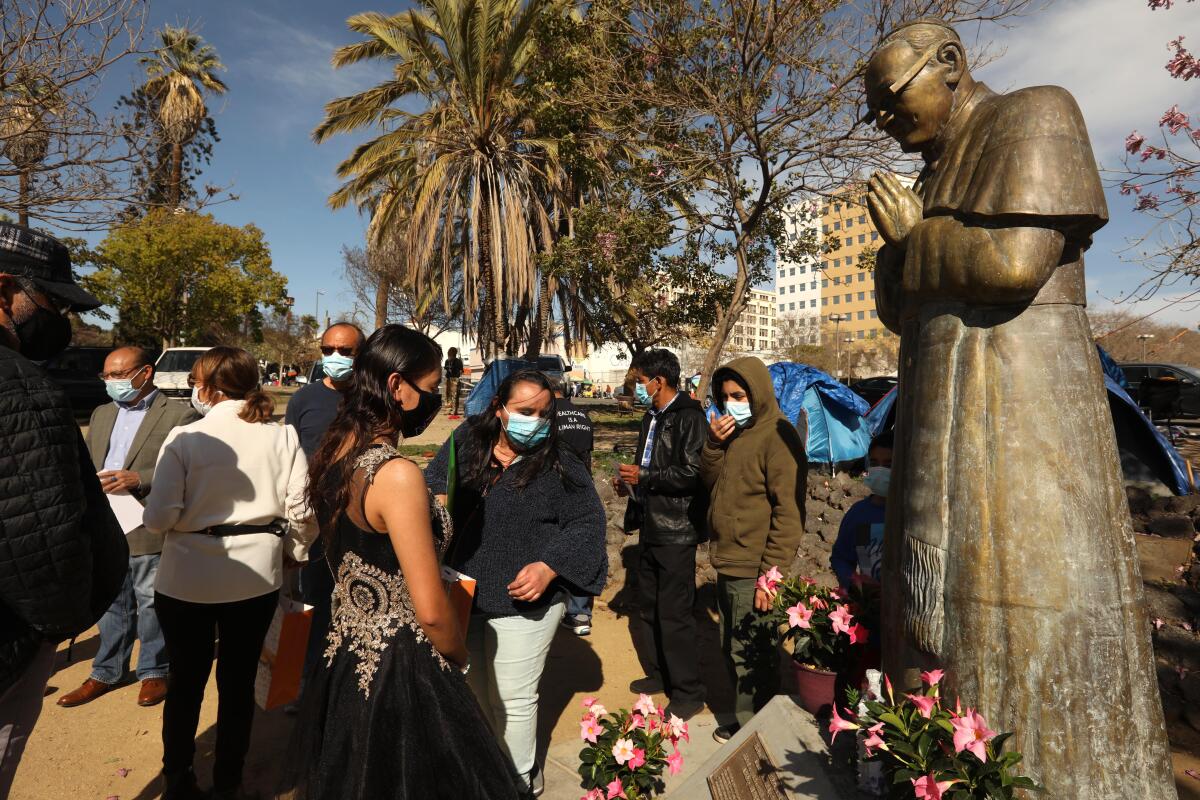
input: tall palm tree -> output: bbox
[0,75,60,226]
[141,26,227,209]
[315,0,560,359]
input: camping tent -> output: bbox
[464,357,538,416]
[864,379,1194,496]
[768,362,873,466]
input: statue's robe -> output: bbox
[877,82,1176,798]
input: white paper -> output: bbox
[106,492,145,535]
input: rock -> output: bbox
[1147,512,1196,539]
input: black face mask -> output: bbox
[15,306,72,361]
[398,385,442,438]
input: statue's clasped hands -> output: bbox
[867,172,922,248]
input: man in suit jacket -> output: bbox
[57,346,198,708]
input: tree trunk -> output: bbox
[478,179,507,359]
[523,272,552,361]
[168,141,184,208]
[558,288,575,365]
[374,275,389,330]
[696,250,751,400]
[17,170,30,226]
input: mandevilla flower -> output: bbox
[628,748,646,769]
[612,738,636,765]
[906,693,938,719]
[920,669,945,687]
[828,704,859,742]
[606,778,627,799]
[633,693,656,717]
[786,602,813,629]
[848,623,869,645]
[756,565,784,596]
[829,605,854,636]
[951,709,997,761]
[862,722,887,756]
[580,716,603,743]
[627,713,645,731]
[911,774,957,799]
[582,789,604,800]
[666,749,684,776]
[809,594,828,610]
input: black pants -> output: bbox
[156,590,279,791]
[635,542,705,705]
[300,542,334,684]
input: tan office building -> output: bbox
[729,288,779,355]
[817,193,893,343]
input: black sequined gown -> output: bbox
[281,446,520,799]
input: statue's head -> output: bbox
[864,20,971,154]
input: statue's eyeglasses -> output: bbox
[860,42,941,128]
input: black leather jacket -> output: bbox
[623,393,709,545]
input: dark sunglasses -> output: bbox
[320,346,356,357]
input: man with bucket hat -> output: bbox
[0,222,128,797]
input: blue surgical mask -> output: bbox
[105,378,141,404]
[322,353,354,382]
[634,381,654,405]
[864,466,891,497]
[725,400,753,427]
[504,407,550,449]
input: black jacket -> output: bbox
[623,393,709,545]
[0,346,128,693]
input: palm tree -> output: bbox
[0,75,61,226]
[315,0,560,359]
[141,26,227,209]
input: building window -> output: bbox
[789,267,796,276]
[859,234,866,244]
[857,310,865,320]
[834,221,841,230]
[810,299,817,308]
[822,224,829,234]
[832,276,840,285]
[833,296,840,304]
[858,272,866,283]
[844,293,851,302]
[821,260,828,270]
[789,302,796,310]
[857,330,865,340]
[870,309,878,318]
[846,217,854,228]
[822,297,828,307]
[871,231,879,241]
[859,214,866,224]
[779,287,786,295]
[870,290,876,299]
[789,285,796,294]
[833,258,840,267]
[760,340,767,350]
[845,237,852,247]
[846,254,854,265]
[869,329,877,338]
[822,279,829,288]
[858,292,865,301]
[834,203,842,211]
[798,265,806,274]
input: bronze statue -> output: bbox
[865,20,1177,798]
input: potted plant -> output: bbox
[765,569,869,713]
[837,670,1042,799]
[577,694,689,799]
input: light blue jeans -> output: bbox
[91,553,169,684]
[466,600,565,792]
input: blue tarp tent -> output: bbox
[865,379,1194,496]
[768,362,873,465]
[464,358,537,416]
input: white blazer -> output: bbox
[144,399,317,603]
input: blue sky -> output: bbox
[76,0,1198,331]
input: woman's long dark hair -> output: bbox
[459,369,572,492]
[306,324,442,530]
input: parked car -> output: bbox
[535,353,573,394]
[849,375,898,408]
[41,346,113,414]
[1118,362,1200,419]
[155,347,211,400]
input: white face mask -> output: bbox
[864,466,891,497]
[190,385,214,417]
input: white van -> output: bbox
[154,347,211,400]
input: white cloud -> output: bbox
[971,0,1189,165]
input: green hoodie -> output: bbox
[700,356,807,579]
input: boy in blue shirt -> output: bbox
[831,432,892,590]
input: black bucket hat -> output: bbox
[0,222,101,312]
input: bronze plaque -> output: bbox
[706,731,787,800]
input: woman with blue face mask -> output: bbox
[424,369,607,798]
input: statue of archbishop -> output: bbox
[866,19,1176,798]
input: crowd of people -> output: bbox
[0,221,832,800]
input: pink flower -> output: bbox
[906,693,938,718]
[1126,131,1146,154]
[1154,617,1166,630]
[951,709,997,762]
[829,605,854,636]
[862,722,888,755]
[647,715,660,731]
[582,696,597,708]
[809,595,828,610]
[786,603,813,629]
[920,669,944,687]
[612,738,636,765]
[1161,104,1191,134]
[666,748,684,775]
[667,713,687,740]
[580,716,603,743]
[830,586,847,601]
[606,778,627,799]
[1135,193,1162,210]
[628,748,646,769]
[848,623,869,644]
[884,673,894,703]
[828,704,859,742]
[582,790,604,800]
[756,566,784,596]
[633,693,656,716]
[627,713,645,731]
[911,774,957,799]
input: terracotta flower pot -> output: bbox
[792,662,837,715]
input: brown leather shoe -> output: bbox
[57,678,116,707]
[138,677,168,707]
